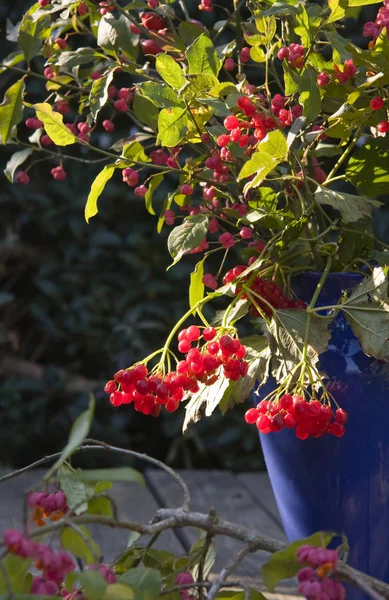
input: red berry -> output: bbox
[224,58,236,71]
[141,39,163,55]
[140,12,165,30]
[39,0,50,6]
[130,23,141,34]
[330,422,345,437]
[207,342,219,355]
[217,134,230,147]
[102,119,115,132]
[224,115,239,131]
[257,414,271,433]
[15,171,30,185]
[178,330,188,342]
[148,0,159,6]
[284,413,296,428]
[178,340,192,353]
[240,47,251,63]
[104,380,117,394]
[118,88,133,103]
[110,391,123,407]
[91,70,102,80]
[54,38,67,49]
[335,408,348,423]
[245,408,259,424]
[180,183,194,195]
[377,120,389,134]
[277,47,290,60]
[317,73,330,87]
[51,166,67,180]
[186,326,201,341]
[280,394,293,410]
[135,185,147,197]
[114,99,128,112]
[370,96,384,111]
[78,2,88,15]
[165,399,179,412]
[296,425,309,440]
[133,364,148,380]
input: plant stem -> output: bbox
[0,63,81,92]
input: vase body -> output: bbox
[258,273,389,596]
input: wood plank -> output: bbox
[237,473,284,531]
[0,469,185,562]
[145,469,290,581]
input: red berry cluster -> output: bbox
[317,59,356,87]
[4,529,75,595]
[104,329,249,415]
[99,1,114,15]
[297,545,346,600]
[28,490,68,527]
[244,394,348,439]
[223,265,305,317]
[277,44,305,68]
[363,0,389,43]
[199,0,213,11]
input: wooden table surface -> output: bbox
[0,468,301,599]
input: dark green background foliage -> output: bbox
[1,0,389,470]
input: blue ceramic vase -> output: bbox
[258,273,389,597]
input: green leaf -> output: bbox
[0,51,25,74]
[59,466,95,515]
[209,82,237,97]
[250,46,266,62]
[348,0,382,5]
[77,571,107,600]
[157,107,188,147]
[190,535,215,579]
[89,70,115,120]
[298,68,321,123]
[0,79,25,144]
[0,556,31,594]
[327,0,347,23]
[4,148,33,182]
[55,48,105,69]
[179,21,206,46]
[133,95,158,130]
[346,138,389,195]
[144,173,164,216]
[238,130,288,189]
[156,54,186,89]
[283,62,300,95]
[186,34,221,76]
[122,141,150,164]
[167,214,209,264]
[119,568,161,600]
[262,532,334,592]
[44,395,95,479]
[77,467,145,485]
[30,102,77,146]
[139,82,184,108]
[61,526,102,565]
[88,496,113,516]
[85,164,116,223]
[189,260,205,309]
[268,310,332,384]
[255,15,277,44]
[97,14,138,60]
[18,11,51,62]
[104,583,136,600]
[314,186,382,223]
[262,2,300,16]
[342,267,389,361]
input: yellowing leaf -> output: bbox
[31,102,77,146]
[85,164,116,222]
[0,79,25,144]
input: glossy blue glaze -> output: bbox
[258,273,389,598]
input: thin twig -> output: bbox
[207,544,254,600]
[339,566,389,600]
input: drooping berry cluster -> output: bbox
[277,44,305,68]
[363,0,389,44]
[28,490,68,527]
[223,265,306,317]
[104,329,249,415]
[244,395,348,439]
[297,545,346,600]
[4,529,75,596]
[317,59,357,87]
[176,572,195,600]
